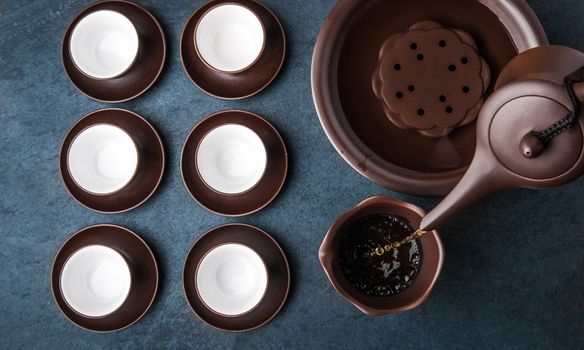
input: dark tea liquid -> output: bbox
[339,214,422,296]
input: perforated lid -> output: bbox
[372,21,491,137]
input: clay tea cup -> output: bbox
[196,123,267,195]
[67,123,139,196]
[60,244,132,318]
[69,9,139,79]
[194,3,265,73]
[195,243,268,316]
[319,195,444,316]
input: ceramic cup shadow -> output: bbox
[319,195,444,316]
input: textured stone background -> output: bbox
[1,0,583,348]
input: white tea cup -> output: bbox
[195,4,265,72]
[60,245,132,318]
[70,10,139,79]
[67,124,139,195]
[196,243,268,316]
[196,124,267,194]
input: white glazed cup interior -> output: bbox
[195,4,264,72]
[68,124,139,195]
[196,243,268,316]
[196,124,267,195]
[69,10,139,79]
[60,245,132,318]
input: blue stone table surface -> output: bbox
[1,0,584,348]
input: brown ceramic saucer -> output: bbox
[180,0,285,99]
[312,0,548,196]
[60,108,165,213]
[181,110,287,216]
[62,0,166,103]
[183,223,290,332]
[319,195,444,316]
[51,224,158,332]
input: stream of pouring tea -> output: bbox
[369,228,427,257]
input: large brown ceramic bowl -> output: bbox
[319,195,444,316]
[312,0,548,196]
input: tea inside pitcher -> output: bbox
[339,214,422,296]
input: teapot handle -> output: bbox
[576,81,584,103]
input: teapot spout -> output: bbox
[420,150,509,231]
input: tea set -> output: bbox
[55,0,287,332]
[53,0,584,333]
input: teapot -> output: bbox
[421,45,584,230]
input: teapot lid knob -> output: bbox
[519,132,545,158]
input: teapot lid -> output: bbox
[488,91,583,180]
[487,45,584,182]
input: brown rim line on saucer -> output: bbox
[183,223,290,332]
[51,224,158,333]
[62,0,166,103]
[181,110,287,217]
[319,196,444,316]
[312,0,548,196]
[60,108,165,214]
[180,0,286,100]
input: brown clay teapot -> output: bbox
[421,45,584,231]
